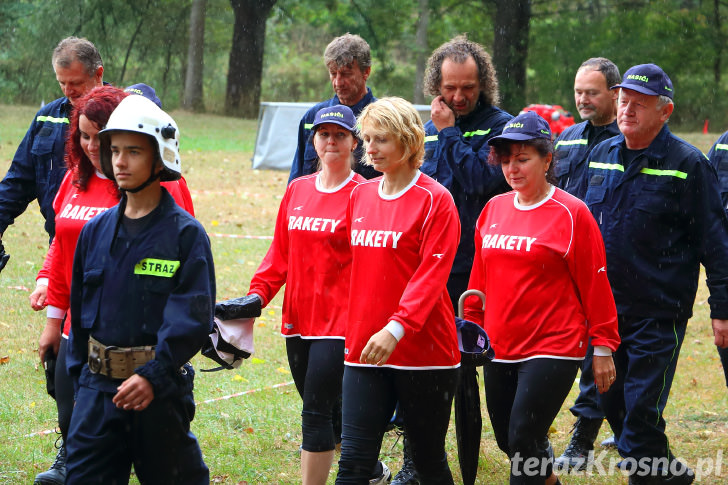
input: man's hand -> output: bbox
[0,239,9,274]
[592,354,617,394]
[113,374,154,411]
[30,284,48,311]
[431,95,456,132]
[712,319,728,348]
[38,317,62,363]
[360,328,398,366]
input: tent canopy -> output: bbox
[252,101,433,171]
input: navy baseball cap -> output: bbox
[124,83,163,108]
[487,111,551,145]
[312,105,356,133]
[611,63,674,99]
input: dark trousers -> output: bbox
[598,316,686,468]
[286,336,345,452]
[336,366,457,484]
[718,345,728,388]
[55,337,75,440]
[66,366,208,485]
[484,358,579,485]
[569,342,607,420]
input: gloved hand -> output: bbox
[215,294,262,320]
[0,239,9,274]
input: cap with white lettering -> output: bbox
[611,63,674,99]
[487,111,552,145]
[312,104,356,133]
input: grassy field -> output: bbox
[0,104,726,484]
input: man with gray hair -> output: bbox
[0,36,103,485]
[577,63,728,484]
[554,57,621,472]
[0,36,103,248]
[287,33,379,182]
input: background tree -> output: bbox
[225,0,277,117]
[183,0,207,112]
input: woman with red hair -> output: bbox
[30,85,194,483]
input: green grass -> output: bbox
[1,104,727,484]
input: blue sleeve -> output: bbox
[67,225,90,394]
[288,117,308,183]
[0,116,39,235]
[135,223,216,399]
[429,119,508,196]
[693,159,728,319]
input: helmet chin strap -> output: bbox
[119,163,162,194]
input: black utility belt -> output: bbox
[88,336,155,380]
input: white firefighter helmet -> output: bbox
[99,94,181,182]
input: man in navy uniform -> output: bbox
[580,64,728,485]
[288,33,379,182]
[65,95,214,484]
[554,57,621,471]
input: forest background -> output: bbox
[1,0,728,131]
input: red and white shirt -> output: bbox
[464,186,619,362]
[38,171,195,337]
[249,172,364,339]
[345,172,461,369]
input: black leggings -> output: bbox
[484,358,579,485]
[56,337,74,440]
[335,365,457,484]
[286,337,345,452]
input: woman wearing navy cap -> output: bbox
[462,111,620,484]
[246,105,389,484]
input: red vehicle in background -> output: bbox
[521,104,575,138]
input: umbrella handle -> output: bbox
[457,289,485,319]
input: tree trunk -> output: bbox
[412,0,429,105]
[225,0,277,118]
[489,0,531,114]
[183,0,207,112]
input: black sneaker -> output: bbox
[554,417,603,471]
[391,434,420,485]
[627,460,695,485]
[34,438,66,485]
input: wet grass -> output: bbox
[1,105,726,483]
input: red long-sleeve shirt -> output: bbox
[464,186,620,362]
[345,172,461,369]
[249,172,364,339]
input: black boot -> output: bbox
[554,416,603,471]
[34,438,66,485]
[391,432,420,485]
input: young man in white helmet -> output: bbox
[64,95,215,484]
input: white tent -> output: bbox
[252,101,433,171]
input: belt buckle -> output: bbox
[88,340,103,374]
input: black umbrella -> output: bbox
[455,290,492,485]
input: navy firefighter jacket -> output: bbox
[706,130,728,210]
[288,88,379,183]
[580,124,728,321]
[554,119,620,198]
[0,97,71,240]
[67,189,215,397]
[421,100,512,275]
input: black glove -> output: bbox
[214,294,262,320]
[455,317,495,366]
[0,239,9,274]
